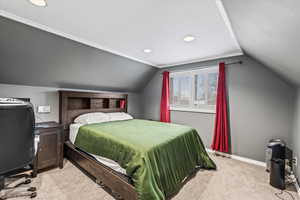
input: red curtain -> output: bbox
[211,62,229,153]
[160,71,171,122]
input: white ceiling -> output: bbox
[0,0,242,67]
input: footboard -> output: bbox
[64,141,138,200]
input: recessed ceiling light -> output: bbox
[143,49,152,53]
[183,35,195,42]
[29,0,47,7]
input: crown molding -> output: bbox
[0,5,243,69]
[215,0,242,52]
[0,10,156,67]
[157,52,243,68]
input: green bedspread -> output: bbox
[74,119,216,200]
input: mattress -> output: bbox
[74,119,216,200]
[69,123,126,175]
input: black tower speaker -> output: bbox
[270,159,285,190]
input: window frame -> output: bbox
[169,66,218,114]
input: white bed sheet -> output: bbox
[69,123,126,175]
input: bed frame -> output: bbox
[59,91,200,200]
[59,91,138,200]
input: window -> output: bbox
[170,66,218,113]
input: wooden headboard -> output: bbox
[59,91,128,140]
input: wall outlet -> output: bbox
[293,157,298,167]
[37,105,51,113]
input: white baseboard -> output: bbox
[205,148,300,197]
[206,148,266,168]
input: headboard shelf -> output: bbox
[91,98,109,109]
[68,97,91,110]
[59,91,128,140]
[110,98,124,109]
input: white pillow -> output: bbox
[74,112,110,124]
[107,112,133,121]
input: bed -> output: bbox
[59,91,216,200]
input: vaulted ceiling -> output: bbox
[0,0,242,67]
[222,0,300,85]
[1,0,299,88]
[0,16,157,92]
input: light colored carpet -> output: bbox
[12,155,299,200]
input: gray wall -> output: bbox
[0,10,298,175]
[142,55,296,162]
[223,0,300,86]
[0,83,143,123]
[292,89,300,179]
[0,16,157,92]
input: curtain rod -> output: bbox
[161,60,243,74]
[225,61,243,66]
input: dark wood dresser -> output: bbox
[32,121,63,177]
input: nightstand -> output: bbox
[32,121,64,177]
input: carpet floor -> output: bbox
[10,155,299,200]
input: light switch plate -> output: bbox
[38,105,51,113]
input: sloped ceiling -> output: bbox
[0,16,157,92]
[222,0,300,85]
[1,0,299,89]
[0,0,242,67]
